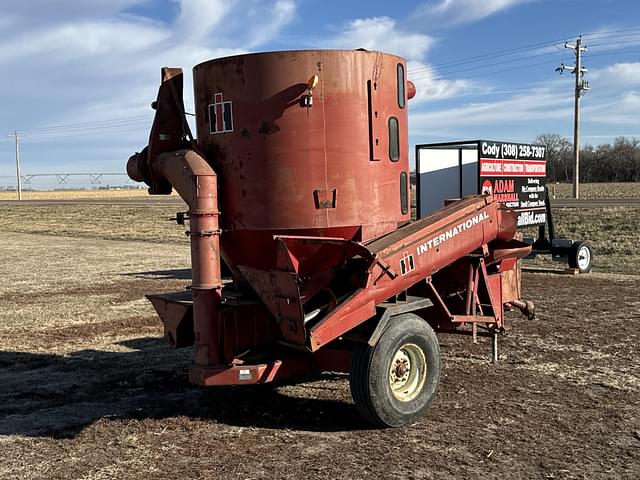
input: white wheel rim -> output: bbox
[577,245,591,270]
[388,343,427,402]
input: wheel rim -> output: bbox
[577,245,591,270]
[388,343,427,402]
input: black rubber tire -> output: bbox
[568,240,593,273]
[349,313,441,427]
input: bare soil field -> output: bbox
[1,198,639,479]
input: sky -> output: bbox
[1,0,639,188]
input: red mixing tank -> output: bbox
[192,50,412,271]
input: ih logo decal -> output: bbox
[209,93,233,134]
[400,252,415,276]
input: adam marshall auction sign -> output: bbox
[478,141,547,227]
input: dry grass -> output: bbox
[0,205,188,244]
[410,180,639,274]
[3,201,636,274]
[0,232,190,352]
[0,189,185,201]
[548,182,640,199]
[521,207,640,274]
[4,182,637,202]
[0,189,164,200]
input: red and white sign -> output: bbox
[209,93,234,134]
[480,158,546,177]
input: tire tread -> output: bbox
[349,314,441,428]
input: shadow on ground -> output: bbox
[0,337,369,439]
[123,268,192,280]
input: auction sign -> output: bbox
[478,140,547,227]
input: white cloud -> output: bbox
[0,0,297,136]
[407,60,478,103]
[329,17,434,60]
[411,88,572,134]
[245,0,296,48]
[408,69,640,146]
[0,20,170,65]
[176,0,237,40]
[0,1,148,24]
[325,17,478,105]
[414,0,532,26]
[592,62,640,86]
[582,91,640,125]
[0,0,302,184]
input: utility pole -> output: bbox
[556,36,589,199]
[14,131,22,200]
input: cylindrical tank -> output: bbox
[193,50,411,271]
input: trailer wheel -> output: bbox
[350,313,440,427]
[568,241,593,273]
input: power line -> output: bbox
[408,44,640,86]
[2,119,152,144]
[426,38,565,69]
[581,26,640,38]
[2,115,153,141]
[410,58,565,85]
[21,126,152,142]
[408,28,640,79]
[583,49,640,59]
[16,114,151,134]
[587,39,640,48]
[409,49,566,81]
[22,121,152,139]
[413,42,638,81]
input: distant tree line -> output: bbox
[535,133,640,182]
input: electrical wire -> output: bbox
[409,43,640,85]
[409,49,566,81]
[23,120,152,138]
[4,115,152,139]
[583,49,640,59]
[19,115,149,131]
[410,37,568,72]
[408,28,640,78]
[582,26,640,38]
[23,125,152,142]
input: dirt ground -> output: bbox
[1,201,639,479]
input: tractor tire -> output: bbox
[349,313,441,427]
[568,240,593,273]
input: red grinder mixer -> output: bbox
[127,49,534,427]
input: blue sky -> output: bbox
[1,0,639,188]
